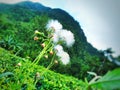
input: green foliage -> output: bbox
[0,72,14,78]
[0,35,23,55]
[0,48,86,89]
[1,47,120,90]
[88,68,120,90]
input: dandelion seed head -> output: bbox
[46,20,62,31]
[54,45,70,65]
[54,44,63,53]
[57,51,70,65]
[59,29,75,47]
[52,33,59,43]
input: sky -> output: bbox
[0,0,120,56]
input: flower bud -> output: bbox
[54,60,58,64]
[35,72,40,79]
[35,30,39,34]
[17,62,21,67]
[44,55,48,59]
[34,36,39,41]
[41,43,45,48]
[49,50,54,55]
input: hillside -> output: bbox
[0,1,117,79]
[0,47,87,89]
[0,48,120,90]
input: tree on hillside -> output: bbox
[103,48,120,66]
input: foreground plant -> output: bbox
[33,19,75,66]
[86,68,120,90]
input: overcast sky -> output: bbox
[0,0,120,56]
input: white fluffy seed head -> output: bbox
[59,29,75,47]
[46,20,74,65]
[46,20,62,32]
[54,45,70,65]
[52,33,59,43]
[46,20,75,47]
[57,50,70,65]
[54,44,63,53]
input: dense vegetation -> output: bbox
[0,45,120,90]
[0,47,87,89]
[0,1,120,89]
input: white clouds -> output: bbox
[0,0,24,4]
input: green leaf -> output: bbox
[89,68,120,90]
[0,72,14,78]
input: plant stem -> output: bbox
[32,39,51,65]
[46,53,56,70]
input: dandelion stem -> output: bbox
[32,39,51,64]
[46,53,56,70]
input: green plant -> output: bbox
[33,19,75,67]
[0,35,23,55]
[87,68,120,90]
